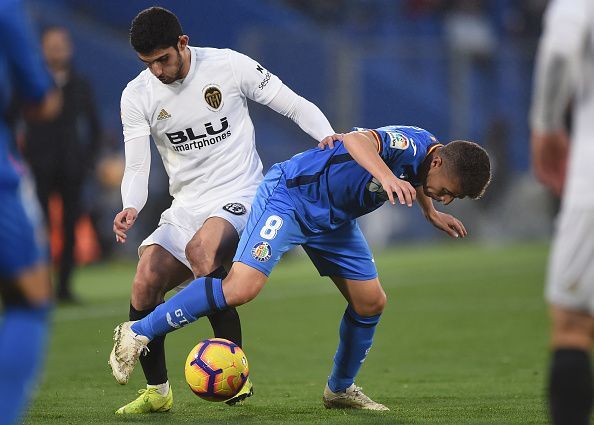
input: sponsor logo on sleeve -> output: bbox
[203,84,223,111]
[223,203,247,215]
[258,72,271,90]
[251,241,272,262]
[387,131,409,150]
[255,64,271,90]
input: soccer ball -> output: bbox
[184,338,249,402]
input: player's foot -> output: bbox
[108,321,149,384]
[322,383,389,411]
[115,387,173,414]
[225,376,254,405]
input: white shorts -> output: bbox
[546,209,594,314]
[139,196,253,270]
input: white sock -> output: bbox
[147,381,170,396]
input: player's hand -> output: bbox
[113,207,138,244]
[318,133,344,150]
[428,211,467,238]
[379,174,416,207]
[531,130,569,197]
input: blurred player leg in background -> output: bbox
[0,0,63,423]
[0,175,53,425]
[529,1,594,423]
[545,213,594,425]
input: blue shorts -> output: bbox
[0,180,47,279]
[233,166,377,280]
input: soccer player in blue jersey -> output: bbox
[110,125,491,409]
[0,1,62,424]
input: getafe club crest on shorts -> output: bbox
[203,84,223,111]
[251,242,272,262]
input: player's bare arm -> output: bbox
[529,46,572,196]
[530,131,569,196]
[415,187,466,238]
[529,7,580,196]
[342,131,416,207]
[113,207,138,244]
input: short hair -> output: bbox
[440,141,491,199]
[130,7,183,54]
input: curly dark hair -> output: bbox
[130,7,183,54]
[440,141,491,199]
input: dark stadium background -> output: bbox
[24,0,553,256]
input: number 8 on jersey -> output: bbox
[259,215,283,240]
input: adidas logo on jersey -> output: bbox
[157,109,172,120]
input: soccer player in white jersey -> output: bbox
[109,7,335,414]
[530,0,594,423]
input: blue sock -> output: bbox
[328,305,381,393]
[0,304,51,425]
[132,277,227,340]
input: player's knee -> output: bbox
[189,258,216,278]
[551,312,594,351]
[377,290,388,312]
[0,281,47,308]
[186,239,216,277]
[226,284,259,306]
[131,271,166,309]
[551,329,593,351]
[370,291,387,315]
[353,291,387,317]
[222,272,263,307]
[0,264,52,307]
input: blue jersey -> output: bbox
[279,125,442,232]
[0,0,52,188]
[0,0,51,277]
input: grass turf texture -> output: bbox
[25,243,550,425]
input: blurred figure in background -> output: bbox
[530,0,594,424]
[443,0,496,139]
[0,0,62,424]
[22,26,101,303]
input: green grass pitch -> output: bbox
[25,243,550,424]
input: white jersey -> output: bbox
[538,0,594,208]
[120,46,283,209]
[536,0,594,312]
[563,0,594,209]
